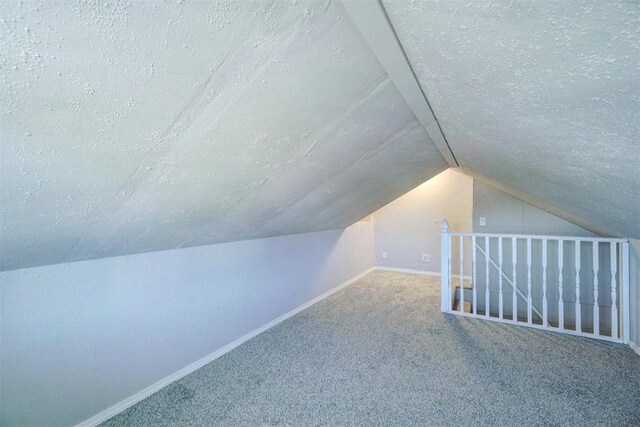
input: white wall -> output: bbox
[372,169,473,272]
[0,223,374,426]
[472,180,598,237]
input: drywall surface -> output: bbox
[473,180,597,237]
[0,0,447,271]
[383,0,640,239]
[630,239,640,350]
[0,223,375,426]
[372,169,473,272]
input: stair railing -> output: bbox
[473,242,544,324]
[440,220,630,343]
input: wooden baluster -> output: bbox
[593,242,600,336]
[527,238,532,324]
[542,238,548,327]
[472,236,477,315]
[512,237,517,323]
[610,243,618,339]
[575,241,581,333]
[558,240,564,330]
[622,242,630,343]
[459,236,464,313]
[498,238,503,319]
[485,237,490,318]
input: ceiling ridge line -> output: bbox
[375,2,459,167]
[339,0,459,167]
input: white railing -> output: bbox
[440,220,630,343]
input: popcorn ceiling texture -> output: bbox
[383,0,640,239]
[2,0,637,271]
[0,0,447,271]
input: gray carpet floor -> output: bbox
[102,270,640,426]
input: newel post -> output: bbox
[441,219,450,313]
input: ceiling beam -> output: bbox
[340,0,458,167]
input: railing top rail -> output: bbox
[445,231,627,243]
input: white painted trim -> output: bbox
[375,266,472,281]
[448,231,627,244]
[621,242,630,344]
[375,266,441,277]
[440,219,450,312]
[75,267,376,427]
[450,311,625,344]
[630,341,640,357]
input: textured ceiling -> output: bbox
[383,0,640,239]
[0,0,448,271]
[3,0,636,272]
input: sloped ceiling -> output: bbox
[0,0,448,271]
[382,0,640,239]
[3,0,636,272]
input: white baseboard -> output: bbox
[374,266,471,281]
[76,266,376,427]
[375,266,441,277]
[630,341,640,357]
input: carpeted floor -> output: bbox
[102,270,640,426]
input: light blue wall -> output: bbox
[472,180,597,237]
[0,223,374,426]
